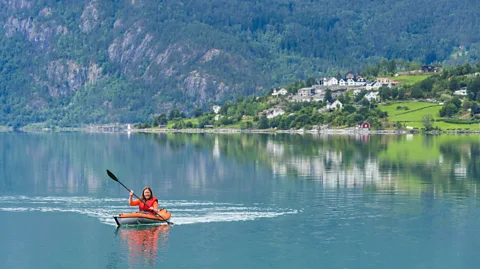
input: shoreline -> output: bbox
[127,128,402,135]
[122,128,480,135]
[4,124,480,135]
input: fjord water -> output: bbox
[1,133,480,269]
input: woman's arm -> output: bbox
[129,190,141,206]
[129,199,141,206]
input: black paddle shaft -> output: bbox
[106,169,173,225]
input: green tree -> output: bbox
[379,86,392,101]
[468,77,480,100]
[152,114,168,126]
[449,76,460,91]
[324,89,333,103]
[391,88,399,99]
[194,107,203,117]
[306,77,316,87]
[397,88,406,100]
[471,101,478,116]
[395,121,403,130]
[451,96,462,109]
[387,59,396,75]
[257,115,269,129]
[343,104,356,114]
[422,114,434,131]
[411,86,424,98]
[439,103,459,117]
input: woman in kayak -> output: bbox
[129,187,162,215]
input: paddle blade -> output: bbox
[106,169,119,182]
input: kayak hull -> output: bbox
[114,210,171,226]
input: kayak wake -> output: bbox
[0,196,297,226]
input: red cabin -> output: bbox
[359,122,370,129]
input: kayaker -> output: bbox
[129,187,161,215]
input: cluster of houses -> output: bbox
[272,72,394,104]
[210,71,458,130]
[320,72,398,89]
[203,73,390,129]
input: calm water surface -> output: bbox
[1,132,480,269]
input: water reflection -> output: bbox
[2,132,480,199]
[118,225,170,267]
[151,133,480,197]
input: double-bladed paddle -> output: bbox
[106,169,173,225]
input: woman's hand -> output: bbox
[129,190,134,197]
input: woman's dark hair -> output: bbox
[141,186,154,202]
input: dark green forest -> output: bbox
[1,0,480,126]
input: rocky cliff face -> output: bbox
[106,22,240,104]
[1,0,32,10]
[0,0,253,124]
[42,60,102,97]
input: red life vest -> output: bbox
[138,197,158,215]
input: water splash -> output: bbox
[0,196,297,226]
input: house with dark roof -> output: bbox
[345,72,355,79]
[422,65,438,73]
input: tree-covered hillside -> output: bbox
[1,0,480,126]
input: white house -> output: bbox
[318,100,343,113]
[366,82,381,90]
[213,105,221,114]
[324,77,338,86]
[454,89,468,96]
[356,76,365,80]
[277,88,288,95]
[266,107,285,119]
[297,87,315,97]
[339,79,347,86]
[365,91,379,102]
[272,88,288,96]
[347,78,356,86]
[327,100,343,110]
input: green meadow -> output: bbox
[389,75,432,85]
[398,120,480,130]
[381,102,441,118]
[379,102,480,130]
[166,118,199,129]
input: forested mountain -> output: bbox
[1,0,480,126]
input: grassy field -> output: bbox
[380,102,480,130]
[380,102,441,117]
[397,120,480,130]
[389,75,431,85]
[165,118,199,129]
[388,106,443,121]
[222,123,243,129]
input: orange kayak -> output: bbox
[114,209,172,226]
